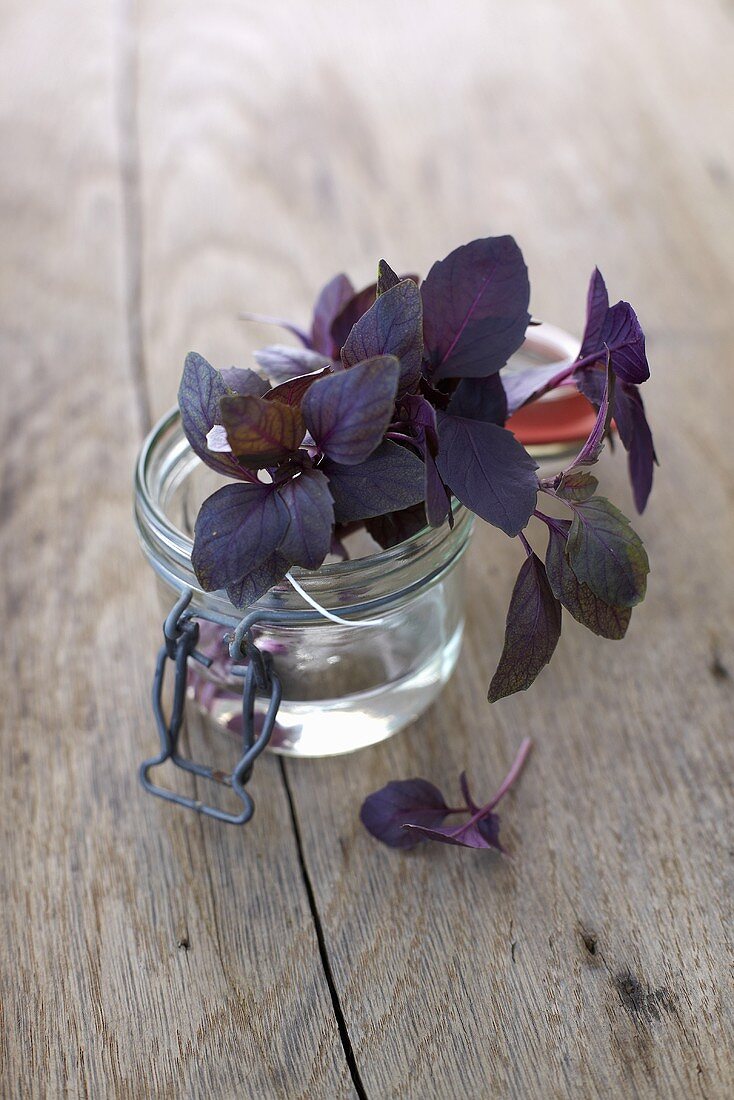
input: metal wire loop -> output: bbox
[139,588,282,825]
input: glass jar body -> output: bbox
[136,414,474,756]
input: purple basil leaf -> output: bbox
[229,550,292,607]
[400,394,449,527]
[422,236,530,381]
[219,394,306,467]
[178,352,251,480]
[360,778,453,849]
[567,354,614,469]
[545,519,631,639]
[577,370,657,514]
[311,273,355,356]
[555,469,599,503]
[503,361,574,415]
[191,482,290,608]
[241,313,312,348]
[436,414,538,537]
[265,366,333,408]
[404,813,503,852]
[220,367,271,396]
[341,280,423,395]
[365,503,427,549]
[579,268,610,358]
[577,270,649,385]
[488,552,562,702]
[302,355,400,465]
[424,448,452,527]
[566,496,649,608]
[324,440,425,524]
[254,345,331,384]
[276,468,334,570]
[376,259,401,297]
[447,373,508,425]
[330,283,378,353]
[615,384,657,513]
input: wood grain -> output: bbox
[3,0,733,1096]
[0,4,352,1098]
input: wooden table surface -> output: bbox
[2,2,733,1097]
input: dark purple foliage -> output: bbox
[302,355,400,465]
[578,268,649,385]
[254,345,331,384]
[277,468,335,569]
[191,482,289,607]
[359,778,453,849]
[487,553,562,702]
[544,518,631,639]
[341,279,423,394]
[324,441,425,523]
[447,373,508,425]
[178,353,252,480]
[421,236,530,381]
[311,273,355,357]
[220,366,271,396]
[436,415,538,536]
[265,366,333,408]
[179,235,654,724]
[376,258,401,297]
[219,393,305,466]
[361,738,532,853]
[330,283,380,354]
[566,496,649,608]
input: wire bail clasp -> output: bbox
[139,589,282,825]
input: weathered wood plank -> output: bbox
[0,5,352,1097]
[116,0,733,1096]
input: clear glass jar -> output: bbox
[134,413,474,756]
[133,326,579,759]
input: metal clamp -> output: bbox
[139,589,282,825]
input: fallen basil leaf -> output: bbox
[488,553,562,702]
[436,414,538,537]
[404,814,503,851]
[324,440,425,523]
[422,236,530,381]
[359,778,453,849]
[220,394,306,466]
[302,355,400,465]
[566,496,649,607]
[545,519,631,639]
[341,279,423,395]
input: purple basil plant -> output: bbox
[178,236,655,703]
